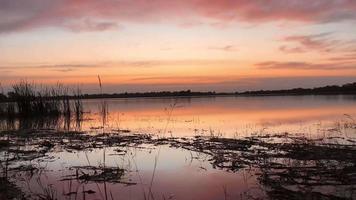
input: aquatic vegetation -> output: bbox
[0,177,25,200]
[0,81,84,120]
[168,134,356,199]
[0,127,355,199]
[62,166,126,184]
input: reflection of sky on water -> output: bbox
[83,95,356,137]
[4,95,355,199]
[15,145,261,200]
[1,95,355,138]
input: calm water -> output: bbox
[14,145,262,200]
[2,95,356,200]
[61,95,355,138]
[2,95,356,137]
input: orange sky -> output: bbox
[1,0,356,92]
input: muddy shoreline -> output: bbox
[0,128,355,199]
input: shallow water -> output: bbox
[12,145,262,200]
[1,95,356,200]
[5,95,355,137]
[89,95,356,137]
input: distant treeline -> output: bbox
[80,90,232,99]
[238,82,356,96]
[1,82,356,102]
[0,89,231,102]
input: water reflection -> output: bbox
[0,93,355,200]
[10,145,263,200]
[0,114,83,132]
[1,95,356,138]
[80,95,356,138]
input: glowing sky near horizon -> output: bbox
[1,0,356,93]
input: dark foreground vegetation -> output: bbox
[0,81,83,119]
[171,135,356,199]
[0,121,355,199]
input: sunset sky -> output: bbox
[1,0,356,93]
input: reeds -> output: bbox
[0,81,84,120]
[73,87,84,122]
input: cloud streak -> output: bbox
[279,33,337,53]
[208,45,238,52]
[256,61,356,70]
[327,53,356,62]
[1,0,356,33]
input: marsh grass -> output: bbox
[0,81,84,126]
[0,121,355,199]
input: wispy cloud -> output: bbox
[278,32,356,62]
[256,61,356,70]
[63,19,120,32]
[279,46,306,53]
[279,33,337,53]
[52,68,75,72]
[327,53,356,62]
[208,45,238,52]
[0,63,96,71]
[1,0,356,33]
[0,59,238,72]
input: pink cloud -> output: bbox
[279,33,337,53]
[327,53,356,62]
[1,0,356,33]
[255,61,356,70]
[279,46,306,53]
[278,33,356,56]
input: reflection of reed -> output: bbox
[98,75,109,133]
[100,101,109,130]
[0,109,84,132]
[73,87,83,131]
